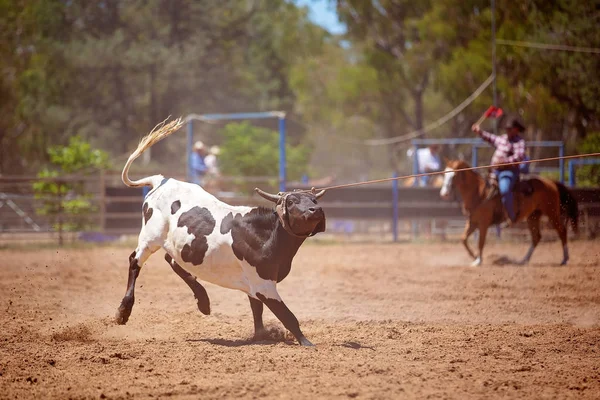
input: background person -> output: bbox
[204,145,221,193]
[190,140,208,185]
[416,144,442,187]
[472,116,527,226]
[205,145,220,176]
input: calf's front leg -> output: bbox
[248,296,270,341]
[256,292,313,347]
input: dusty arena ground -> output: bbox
[1,240,599,399]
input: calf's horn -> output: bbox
[254,188,280,203]
[311,187,326,199]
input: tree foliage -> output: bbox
[1,0,598,185]
[33,136,110,241]
[218,122,310,185]
[1,0,330,174]
[576,133,600,187]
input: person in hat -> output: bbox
[205,145,220,176]
[190,140,208,185]
[203,145,221,193]
[472,116,527,226]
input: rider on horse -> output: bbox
[472,116,527,227]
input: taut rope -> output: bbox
[301,152,600,193]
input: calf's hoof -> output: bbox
[252,328,273,342]
[115,307,130,325]
[196,299,211,316]
[115,297,134,325]
[298,336,314,347]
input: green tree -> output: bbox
[218,122,310,192]
[33,136,109,245]
[2,1,330,174]
[575,133,600,187]
[336,1,440,132]
[0,0,71,173]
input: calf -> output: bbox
[115,119,326,346]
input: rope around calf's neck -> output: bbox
[300,152,600,192]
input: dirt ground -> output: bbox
[1,239,599,399]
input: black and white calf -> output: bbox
[116,120,326,346]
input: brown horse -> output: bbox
[440,159,578,266]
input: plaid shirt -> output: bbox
[479,130,526,170]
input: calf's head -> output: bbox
[255,188,326,237]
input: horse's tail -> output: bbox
[555,181,579,235]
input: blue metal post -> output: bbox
[472,146,478,167]
[278,116,286,192]
[392,173,399,242]
[412,145,419,187]
[559,144,565,184]
[187,120,194,183]
[568,160,576,187]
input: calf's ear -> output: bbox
[311,215,326,236]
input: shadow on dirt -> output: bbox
[186,337,295,347]
[338,341,375,350]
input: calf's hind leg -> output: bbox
[116,247,155,324]
[165,254,211,315]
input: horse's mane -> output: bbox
[447,160,486,180]
[448,160,471,170]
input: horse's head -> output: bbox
[440,159,473,200]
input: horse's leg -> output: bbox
[548,210,569,265]
[519,211,542,265]
[462,220,477,260]
[471,221,489,267]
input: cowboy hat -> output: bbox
[193,141,205,151]
[503,116,526,132]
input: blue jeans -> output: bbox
[497,170,518,222]
[519,156,530,174]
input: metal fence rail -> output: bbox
[1,173,599,244]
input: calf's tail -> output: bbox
[121,117,184,188]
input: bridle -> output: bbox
[255,187,325,239]
[275,192,318,239]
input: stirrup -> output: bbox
[499,220,512,229]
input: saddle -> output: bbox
[485,173,535,225]
[485,173,535,199]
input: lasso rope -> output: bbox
[300,152,600,193]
